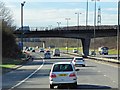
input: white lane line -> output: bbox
[113,81,116,83]
[9,58,45,90]
[98,71,101,72]
[104,75,107,77]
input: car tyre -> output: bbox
[82,65,85,67]
[72,82,77,89]
[50,84,54,89]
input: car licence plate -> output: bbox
[59,74,67,76]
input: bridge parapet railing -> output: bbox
[16,25,118,31]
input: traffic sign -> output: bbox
[18,41,23,50]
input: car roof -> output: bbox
[53,62,72,65]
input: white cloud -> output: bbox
[1,0,117,27]
[13,8,86,27]
[104,8,117,12]
[12,7,117,27]
[101,14,117,25]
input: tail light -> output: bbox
[69,73,76,77]
[50,73,56,78]
[74,60,76,62]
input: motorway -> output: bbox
[2,52,119,90]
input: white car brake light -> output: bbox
[69,73,76,77]
[50,73,56,78]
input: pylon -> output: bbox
[97,6,101,26]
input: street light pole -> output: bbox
[117,0,120,60]
[48,25,52,30]
[65,18,71,53]
[75,12,82,30]
[92,0,100,56]
[75,12,82,53]
[21,1,25,51]
[65,18,71,30]
[86,0,88,29]
[57,22,61,30]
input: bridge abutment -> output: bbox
[81,38,90,57]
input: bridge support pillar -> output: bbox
[81,38,90,57]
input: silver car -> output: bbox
[72,57,85,67]
[53,48,60,56]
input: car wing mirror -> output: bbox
[75,69,79,71]
[49,69,51,73]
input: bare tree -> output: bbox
[0,1,21,58]
[0,1,14,27]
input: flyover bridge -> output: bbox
[14,25,119,56]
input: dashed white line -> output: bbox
[112,80,117,83]
[98,71,101,72]
[104,75,107,77]
[9,58,45,90]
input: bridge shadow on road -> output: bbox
[33,57,73,60]
[77,84,111,89]
[57,84,111,89]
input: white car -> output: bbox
[49,62,78,89]
[72,57,85,67]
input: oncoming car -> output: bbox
[98,47,109,55]
[49,62,77,89]
[44,52,51,59]
[72,57,85,67]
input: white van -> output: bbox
[53,48,60,56]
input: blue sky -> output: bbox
[1,0,118,29]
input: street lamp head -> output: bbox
[21,1,26,6]
[75,12,82,14]
[91,0,100,1]
[65,18,71,20]
[57,22,61,24]
[23,1,26,4]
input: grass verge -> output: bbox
[1,58,27,74]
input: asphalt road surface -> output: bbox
[2,52,119,90]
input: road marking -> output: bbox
[9,58,45,90]
[104,75,107,77]
[113,81,116,83]
[98,71,101,72]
